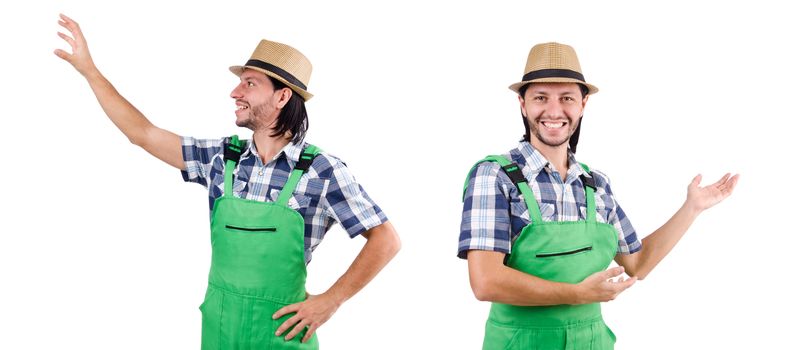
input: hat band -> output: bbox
[522,69,585,83]
[245,59,308,91]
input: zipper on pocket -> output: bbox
[225,225,277,232]
[535,246,592,258]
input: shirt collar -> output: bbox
[242,139,306,165]
[516,141,589,182]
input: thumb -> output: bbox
[54,49,70,61]
[689,174,702,189]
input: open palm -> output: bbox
[686,173,739,212]
[54,13,97,76]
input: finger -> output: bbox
[689,174,702,189]
[57,20,71,33]
[59,13,75,23]
[54,49,71,61]
[59,13,79,29]
[58,14,83,39]
[715,173,730,187]
[715,173,734,191]
[302,323,318,343]
[57,32,76,49]
[275,314,301,336]
[615,277,638,292]
[273,303,300,320]
[722,174,739,196]
[57,17,74,31]
[285,320,310,341]
[603,266,625,279]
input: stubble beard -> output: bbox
[530,114,579,148]
[236,102,272,131]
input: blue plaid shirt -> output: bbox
[181,136,388,264]
[458,141,641,259]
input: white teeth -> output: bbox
[543,122,564,129]
[237,106,247,110]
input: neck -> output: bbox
[252,129,291,165]
[530,139,569,180]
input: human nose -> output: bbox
[544,98,563,118]
[230,83,243,99]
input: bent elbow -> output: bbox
[128,134,144,147]
[387,233,401,257]
[625,267,648,281]
[469,276,496,302]
[382,225,402,257]
[471,285,490,302]
[369,223,401,260]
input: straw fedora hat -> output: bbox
[509,42,598,95]
[230,39,314,101]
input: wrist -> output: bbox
[82,65,102,81]
[322,289,347,307]
[566,282,584,305]
[681,200,703,218]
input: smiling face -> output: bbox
[229,69,291,131]
[519,83,588,150]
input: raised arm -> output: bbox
[616,173,740,279]
[54,14,184,170]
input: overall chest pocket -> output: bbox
[534,245,593,258]
[224,225,277,233]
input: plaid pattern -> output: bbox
[182,136,387,264]
[458,141,641,259]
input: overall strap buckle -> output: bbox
[581,174,596,190]
[294,152,316,172]
[501,163,527,184]
[223,137,244,163]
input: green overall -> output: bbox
[466,156,620,350]
[199,136,320,350]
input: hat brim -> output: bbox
[230,65,314,101]
[509,77,598,95]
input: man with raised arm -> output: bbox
[56,14,400,349]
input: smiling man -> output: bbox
[55,14,400,349]
[459,42,739,349]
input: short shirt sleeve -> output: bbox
[180,136,226,188]
[322,158,387,238]
[592,170,642,255]
[458,162,514,259]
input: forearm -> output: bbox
[631,202,700,278]
[468,250,578,306]
[479,268,577,306]
[83,69,156,146]
[321,222,400,306]
[83,69,184,169]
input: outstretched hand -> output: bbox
[54,13,98,77]
[685,173,740,213]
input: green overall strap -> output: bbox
[578,162,597,223]
[276,144,321,207]
[463,155,542,223]
[223,135,243,197]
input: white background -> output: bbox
[1,1,803,349]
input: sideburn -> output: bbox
[569,117,582,153]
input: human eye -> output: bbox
[247,81,256,87]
